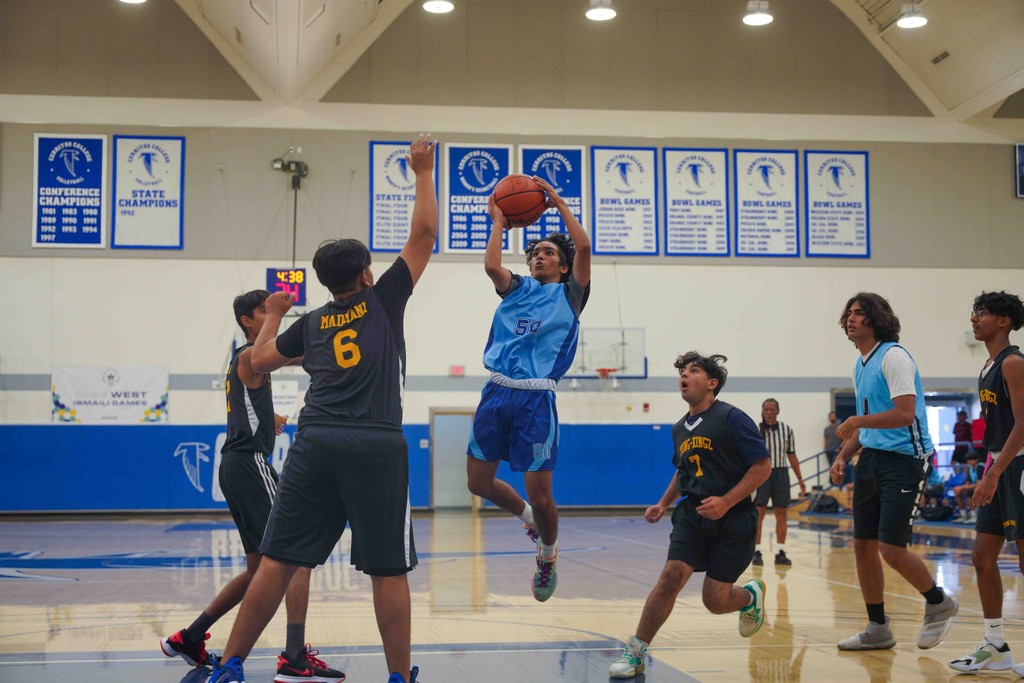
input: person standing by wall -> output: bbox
[824,411,843,465]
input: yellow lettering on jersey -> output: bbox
[320,301,369,330]
[980,389,998,406]
[679,436,713,453]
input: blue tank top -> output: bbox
[853,341,933,457]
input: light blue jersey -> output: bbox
[483,274,589,381]
[854,341,933,457]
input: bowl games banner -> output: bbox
[112,135,185,249]
[51,366,169,423]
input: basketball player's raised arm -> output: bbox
[251,292,295,374]
[484,194,512,293]
[398,134,438,287]
[534,176,590,288]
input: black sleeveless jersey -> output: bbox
[672,399,769,502]
[276,258,413,431]
[222,343,276,455]
[980,345,1023,452]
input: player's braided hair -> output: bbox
[974,291,1024,331]
[674,352,728,396]
[524,233,575,283]
[840,292,901,343]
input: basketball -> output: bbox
[493,174,548,228]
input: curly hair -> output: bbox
[524,233,575,283]
[674,351,728,396]
[974,291,1024,331]
[840,292,901,343]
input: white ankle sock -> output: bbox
[539,541,557,561]
[777,544,786,553]
[755,545,762,553]
[985,618,1005,647]
[518,503,535,527]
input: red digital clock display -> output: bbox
[266,268,307,306]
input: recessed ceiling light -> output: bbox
[586,0,616,22]
[743,0,773,26]
[423,1,454,13]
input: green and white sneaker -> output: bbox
[738,578,766,638]
[532,555,557,602]
[609,635,648,679]
[949,639,1013,673]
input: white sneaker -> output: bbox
[1012,661,1024,676]
[609,635,648,679]
[738,578,766,638]
[838,617,896,650]
[919,591,958,649]
[949,639,1013,673]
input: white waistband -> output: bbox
[488,372,556,391]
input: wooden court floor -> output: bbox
[1,510,1022,682]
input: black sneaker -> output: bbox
[161,629,213,667]
[752,550,763,566]
[274,644,345,683]
[775,550,792,566]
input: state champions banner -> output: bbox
[112,135,185,249]
[33,134,107,248]
[444,143,512,254]
[518,145,586,248]
[51,366,169,424]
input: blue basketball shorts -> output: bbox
[467,382,559,472]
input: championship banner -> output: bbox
[663,148,729,256]
[33,134,106,248]
[518,145,586,248]
[112,135,185,249]
[805,151,870,258]
[444,143,513,254]
[51,366,169,424]
[734,149,799,257]
[591,146,658,255]
[369,141,439,252]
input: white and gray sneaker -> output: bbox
[918,591,958,649]
[837,617,896,651]
[609,635,648,679]
[1012,661,1024,677]
[949,639,1013,673]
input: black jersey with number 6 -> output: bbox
[980,345,1024,453]
[276,258,413,431]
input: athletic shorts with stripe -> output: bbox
[852,447,929,547]
[975,454,1024,542]
[260,424,416,576]
[219,450,279,554]
[468,382,558,472]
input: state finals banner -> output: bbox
[805,151,869,258]
[112,135,185,249]
[369,141,439,252]
[444,143,512,254]
[33,134,107,248]
[518,145,586,248]
[51,366,170,424]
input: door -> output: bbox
[430,410,477,509]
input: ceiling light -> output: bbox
[422,1,454,13]
[896,3,927,28]
[586,0,616,22]
[118,0,146,4]
[743,0,773,26]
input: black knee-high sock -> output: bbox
[184,611,215,643]
[285,623,306,660]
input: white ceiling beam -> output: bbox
[951,68,1024,122]
[274,0,302,104]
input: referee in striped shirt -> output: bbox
[753,398,806,566]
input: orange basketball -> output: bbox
[493,174,548,228]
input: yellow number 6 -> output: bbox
[333,329,361,368]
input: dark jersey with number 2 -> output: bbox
[276,258,413,431]
[222,342,275,455]
[672,399,769,503]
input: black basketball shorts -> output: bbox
[975,454,1024,542]
[219,450,279,554]
[667,499,757,584]
[260,424,417,576]
[754,468,792,508]
[852,448,928,547]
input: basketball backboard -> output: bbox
[566,327,647,379]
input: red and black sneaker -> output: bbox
[161,629,212,667]
[274,644,345,683]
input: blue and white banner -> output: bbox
[112,136,185,249]
[519,145,586,248]
[369,141,439,252]
[51,366,169,424]
[663,148,729,256]
[734,150,799,257]
[33,134,106,248]
[591,146,658,255]
[444,143,512,254]
[805,151,870,258]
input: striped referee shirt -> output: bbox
[761,421,795,469]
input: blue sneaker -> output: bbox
[387,665,419,683]
[209,656,245,683]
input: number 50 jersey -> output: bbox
[276,258,413,431]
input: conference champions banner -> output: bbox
[518,145,586,248]
[444,143,513,254]
[369,141,439,252]
[663,148,729,256]
[51,366,169,424]
[33,134,107,248]
[112,135,185,249]
[805,151,870,258]
[734,149,799,257]
[591,146,658,255]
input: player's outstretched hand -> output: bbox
[265,291,294,317]
[274,413,288,435]
[829,458,845,486]
[696,496,729,520]
[532,175,562,208]
[644,505,666,523]
[407,133,436,175]
[487,193,509,230]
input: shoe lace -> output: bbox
[523,524,539,544]
[535,558,554,587]
[303,645,329,668]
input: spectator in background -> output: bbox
[824,411,843,465]
[972,415,988,460]
[953,451,985,524]
[951,411,973,468]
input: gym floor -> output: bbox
[0,511,1019,682]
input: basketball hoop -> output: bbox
[596,367,619,391]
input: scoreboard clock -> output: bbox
[266,267,307,306]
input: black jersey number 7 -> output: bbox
[332,329,362,368]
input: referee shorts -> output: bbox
[754,468,791,508]
[852,448,929,547]
[219,450,278,554]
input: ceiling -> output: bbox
[173,0,1024,122]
